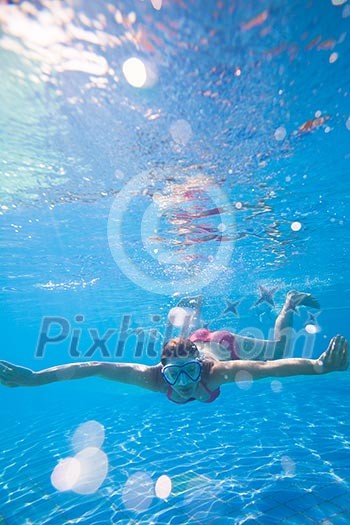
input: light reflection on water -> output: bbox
[0,377,350,523]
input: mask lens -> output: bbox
[183,361,201,381]
[163,366,180,384]
[162,360,202,385]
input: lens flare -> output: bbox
[122,58,147,87]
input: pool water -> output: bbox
[1,0,350,523]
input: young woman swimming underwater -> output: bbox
[0,291,348,404]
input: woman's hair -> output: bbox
[161,337,200,365]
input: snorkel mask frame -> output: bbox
[161,359,203,386]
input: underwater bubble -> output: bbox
[72,447,108,495]
[122,472,154,513]
[155,475,172,499]
[274,126,287,141]
[235,370,253,390]
[51,457,81,492]
[170,119,193,146]
[71,420,105,453]
[291,221,302,231]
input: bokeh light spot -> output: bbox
[274,126,287,141]
[71,420,105,453]
[291,221,302,231]
[235,370,253,390]
[271,380,283,393]
[168,307,193,328]
[155,474,172,499]
[122,58,147,88]
[305,324,318,334]
[51,457,81,492]
[72,447,108,495]
[122,472,154,513]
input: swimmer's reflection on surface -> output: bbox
[1,291,348,404]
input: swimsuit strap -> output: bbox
[199,381,221,402]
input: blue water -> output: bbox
[1,0,350,523]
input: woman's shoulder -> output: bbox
[201,356,217,377]
[148,363,167,392]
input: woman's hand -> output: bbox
[0,361,36,387]
[317,335,348,373]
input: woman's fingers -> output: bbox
[321,335,349,371]
[339,336,348,370]
[0,362,13,373]
[0,362,19,386]
[331,335,348,370]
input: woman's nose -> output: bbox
[177,372,187,385]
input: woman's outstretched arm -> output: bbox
[212,335,348,385]
[0,360,161,391]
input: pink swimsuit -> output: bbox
[189,328,240,360]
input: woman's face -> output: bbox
[162,357,202,398]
